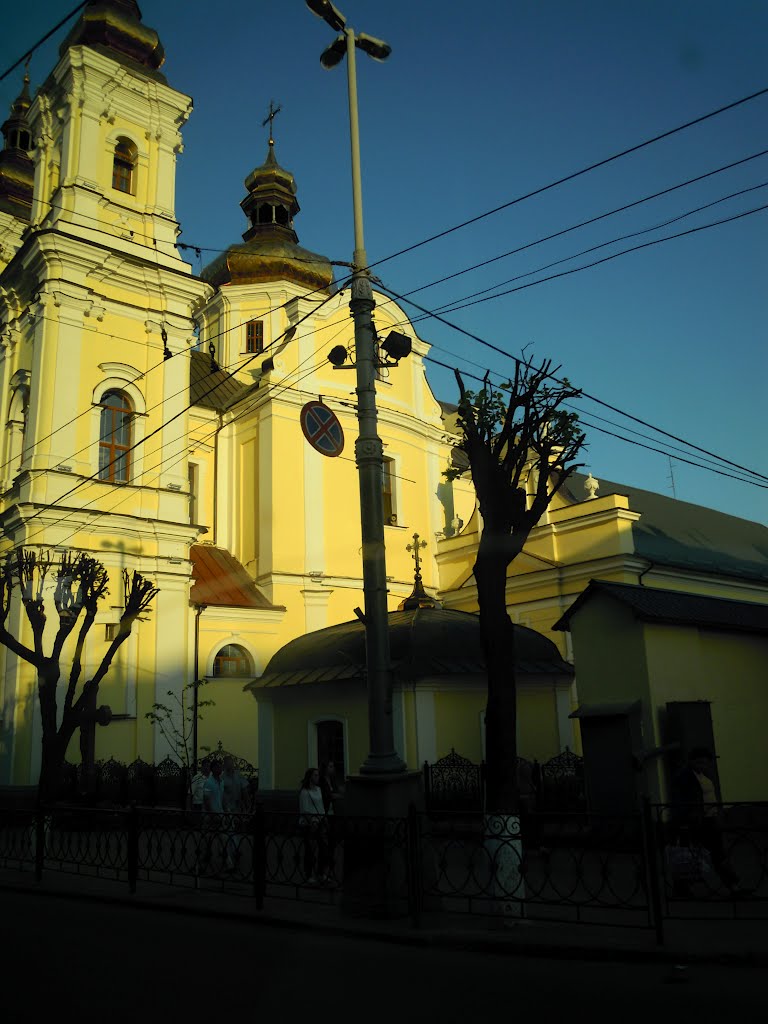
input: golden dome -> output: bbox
[202,143,334,293]
[59,1,165,70]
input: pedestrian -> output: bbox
[198,759,225,874]
[190,757,210,812]
[670,747,742,895]
[299,767,328,884]
[319,761,341,882]
[222,754,249,872]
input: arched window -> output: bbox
[213,644,253,678]
[98,389,132,483]
[112,138,137,194]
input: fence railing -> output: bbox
[423,748,586,815]
[2,801,766,942]
[56,745,258,808]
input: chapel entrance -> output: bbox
[316,719,345,773]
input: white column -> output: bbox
[301,588,332,635]
[392,688,406,765]
[556,684,574,751]
[257,700,274,790]
[414,689,437,765]
[152,573,190,762]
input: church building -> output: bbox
[1,2,766,801]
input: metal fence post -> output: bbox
[252,803,266,910]
[34,806,45,882]
[127,804,139,894]
[641,797,665,946]
[406,803,422,928]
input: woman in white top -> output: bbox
[299,768,329,883]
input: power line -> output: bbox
[0,1,87,82]
[423,353,768,490]
[367,85,768,271]
[420,185,768,318]
[382,285,768,486]
[397,150,768,301]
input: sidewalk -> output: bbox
[1,863,766,966]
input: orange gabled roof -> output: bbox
[190,545,281,610]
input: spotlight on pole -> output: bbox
[305,0,347,32]
[328,344,349,366]
[380,331,411,362]
[355,33,392,61]
[320,35,347,69]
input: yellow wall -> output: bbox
[434,690,484,762]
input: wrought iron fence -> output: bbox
[423,748,586,815]
[54,744,258,809]
[3,799,767,941]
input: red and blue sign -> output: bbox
[300,400,345,458]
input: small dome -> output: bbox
[202,141,334,293]
[0,74,34,221]
[255,608,574,688]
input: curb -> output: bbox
[2,876,766,968]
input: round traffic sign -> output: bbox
[300,400,345,457]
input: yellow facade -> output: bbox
[1,5,766,797]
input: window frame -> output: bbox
[98,389,133,484]
[112,138,137,195]
[244,319,265,355]
[212,643,253,679]
[382,455,398,526]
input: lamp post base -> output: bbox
[340,770,424,919]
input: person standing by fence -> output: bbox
[299,768,328,884]
[198,759,224,875]
[190,758,210,812]
[222,755,249,872]
[670,747,741,894]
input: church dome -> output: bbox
[0,74,34,221]
[59,1,165,71]
[254,608,574,688]
[202,141,334,294]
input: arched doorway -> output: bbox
[316,719,345,773]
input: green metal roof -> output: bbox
[564,472,768,583]
[554,579,768,634]
[249,607,573,690]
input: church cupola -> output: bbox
[59,0,165,70]
[0,73,35,221]
[241,142,300,246]
[202,109,334,294]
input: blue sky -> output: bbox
[2,1,766,523]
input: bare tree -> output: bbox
[0,549,158,801]
[448,359,586,815]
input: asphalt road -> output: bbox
[3,891,763,1021]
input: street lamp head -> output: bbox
[381,331,411,362]
[320,35,347,69]
[355,33,392,62]
[305,0,346,32]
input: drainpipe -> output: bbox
[212,411,223,545]
[192,603,207,767]
[637,560,655,587]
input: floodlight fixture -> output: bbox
[380,331,411,362]
[328,344,349,366]
[320,35,347,70]
[305,0,346,32]
[355,33,392,62]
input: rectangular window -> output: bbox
[105,624,118,642]
[245,320,264,354]
[188,462,199,525]
[382,457,397,525]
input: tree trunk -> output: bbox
[475,531,525,919]
[474,532,518,815]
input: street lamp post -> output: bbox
[307,1,405,777]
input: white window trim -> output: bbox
[206,638,259,679]
[90,376,146,483]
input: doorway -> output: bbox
[316,719,345,773]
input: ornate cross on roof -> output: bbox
[406,532,427,586]
[398,532,438,611]
[262,100,282,146]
